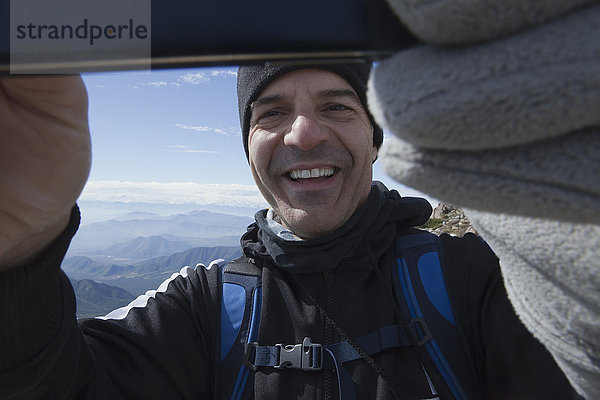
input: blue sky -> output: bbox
[79,66,433,218]
[82,67,248,184]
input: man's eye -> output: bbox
[254,110,284,123]
[325,104,350,112]
[261,110,281,118]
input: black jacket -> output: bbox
[0,183,579,399]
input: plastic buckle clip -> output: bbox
[275,337,323,371]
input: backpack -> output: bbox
[215,231,482,400]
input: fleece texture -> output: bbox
[370,0,600,397]
[379,129,600,224]
[368,5,600,151]
[385,0,596,45]
[465,211,600,399]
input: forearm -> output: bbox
[0,206,80,397]
[0,204,217,398]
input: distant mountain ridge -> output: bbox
[65,208,250,316]
[68,209,253,255]
[64,245,242,296]
[134,246,241,272]
[95,235,193,259]
[64,256,136,278]
[112,211,162,221]
[64,245,241,278]
[77,200,263,224]
[70,278,135,319]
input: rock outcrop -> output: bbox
[421,203,477,236]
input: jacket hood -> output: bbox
[241,182,432,273]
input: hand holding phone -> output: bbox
[0,75,91,269]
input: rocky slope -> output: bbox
[421,203,478,236]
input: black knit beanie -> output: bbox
[237,62,384,159]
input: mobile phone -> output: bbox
[0,0,419,74]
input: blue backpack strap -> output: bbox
[394,231,482,400]
[217,257,262,400]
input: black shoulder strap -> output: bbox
[216,257,262,400]
[393,231,482,400]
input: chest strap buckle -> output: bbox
[275,337,323,371]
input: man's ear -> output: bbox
[372,145,379,163]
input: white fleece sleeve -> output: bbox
[369,1,600,397]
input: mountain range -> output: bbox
[70,278,136,319]
[64,208,250,318]
[77,200,262,224]
[64,244,242,298]
[90,235,198,260]
[68,209,253,256]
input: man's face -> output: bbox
[248,69,378,239]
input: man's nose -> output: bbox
[283,113,329,151]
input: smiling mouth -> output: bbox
[289,167,335,181]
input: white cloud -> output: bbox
[126,69,237,89]
[175,123,232,136]
[178,72,210,85]
[175,123,211,132]
[80,180,267,208]
[168,145,220,154]
[210,70,237,78]
[177,68,237,85]
[142,81,168,88]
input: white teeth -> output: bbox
[289,168,334,180]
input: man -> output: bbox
[0,64,579,399]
